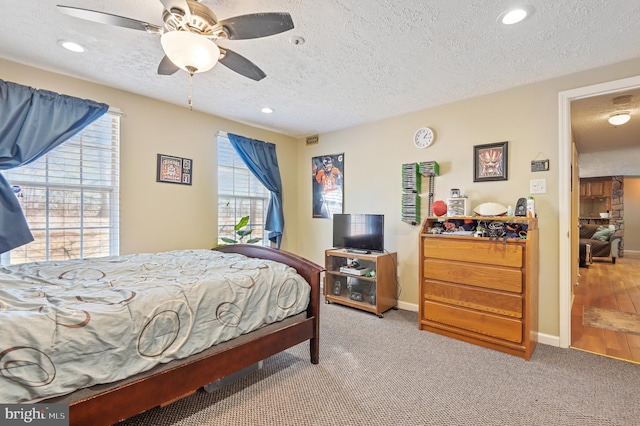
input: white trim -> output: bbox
[397,301,418,312]
[558,74,640,348]
[537,332,560,347]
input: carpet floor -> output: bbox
[117,303,640,426]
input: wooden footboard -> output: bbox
[53,245,323,426]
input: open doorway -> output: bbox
[559,75,640,354]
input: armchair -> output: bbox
[579,224,623,264]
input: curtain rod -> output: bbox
[108,107,125,117]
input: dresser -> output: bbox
[418,217,538,360]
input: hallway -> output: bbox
[571,252,640,363]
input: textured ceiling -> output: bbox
[570,88,640,154]
[0,0,639,148]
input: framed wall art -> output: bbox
[157,154,192,185]
[473,141,508,182]
[312,153,344,219]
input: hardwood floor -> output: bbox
[571,251,640,363]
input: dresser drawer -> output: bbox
[424,280,522,318]
[423,300,523,343]
[423,237,523,268]
[423,258,522,293]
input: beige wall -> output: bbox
[624,177,640,251]
[0,58,299,254]
[294,58,640,339]
[4,55,640,341]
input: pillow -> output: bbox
[591,226,615,241]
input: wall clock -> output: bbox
[414,127,435,148]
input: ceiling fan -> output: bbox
[57,0,295,81]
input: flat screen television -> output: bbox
[332,214,384,253]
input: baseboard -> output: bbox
[537,332,560,347]
[624,250,640,258]
[397,300,418,312]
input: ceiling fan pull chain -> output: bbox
[187,67,195,110]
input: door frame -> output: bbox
[558,74,640,348]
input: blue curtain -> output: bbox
[0,80,109,254]
[228,133,285,248]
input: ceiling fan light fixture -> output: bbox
[161,31,220,74]
[608,113,631,126]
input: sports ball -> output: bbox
[431,200,447,216]
[473,202,507,216]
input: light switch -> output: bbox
[530,178,547,194]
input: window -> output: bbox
[1,111,120,265]
[217,134,269,245]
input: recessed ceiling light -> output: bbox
[261,107,274,114]
[608,113,631,126]
[59,40,86,53]
[499,6,533,25]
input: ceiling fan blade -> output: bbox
[217,13,294,40]
[157,55,180,75]
[57,5,163,33]
[159,0,191,21]
[218,48,266,81]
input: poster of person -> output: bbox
[312,153,344,219]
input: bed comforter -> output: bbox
[0,249,310,403]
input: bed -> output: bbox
[0,244,323,426]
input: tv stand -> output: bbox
[347,249,371,254]
[324,249,397,317]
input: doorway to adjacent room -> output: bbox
[559,74,640,361]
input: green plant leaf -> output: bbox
[246,237,262,244]
[237,229,252,238]
[234,216,250,231]
[220,237,238,244]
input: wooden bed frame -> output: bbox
[44,244,324,426]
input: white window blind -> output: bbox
[1,111,120,264]
[217,134,269,245]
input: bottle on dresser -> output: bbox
[526,196,536,218]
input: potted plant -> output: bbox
[219,216,262,245]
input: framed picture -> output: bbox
[157,154,192,185]
[473,142,508,182]
[312,153,344,219]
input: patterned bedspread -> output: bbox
[0,249,310,403]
